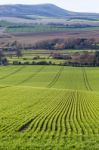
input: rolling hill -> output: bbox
[0,65,99,149]
[0,4,99,19]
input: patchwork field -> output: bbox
[0,65,99,150]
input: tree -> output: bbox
[0,49,4,65]
[2,58,8,65]
[95,51,99,65]
[16,49,22,58]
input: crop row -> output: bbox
[14,89,99,139]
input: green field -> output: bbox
[7,26,99,33]
[0,65,99,150]
[6,49,91,65]
[6,24,99,33]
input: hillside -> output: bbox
[0,66,99,149]
[0,4,99,19]
[0,4,72,18]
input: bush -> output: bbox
[36,61,50,65]
[23,61,30,65]
[31,61,36,65]
[33,56,40,60]
[23,58,28,60]
[13,61,22,65]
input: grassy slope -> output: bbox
[0,65,99,149]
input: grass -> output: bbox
[0,65,99,149]
[6,25,68,33]
[6,49,90,65]
[6,24,99,33]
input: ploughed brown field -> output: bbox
[0,30,99,47]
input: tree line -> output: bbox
[2,38,98,51]
[33,38,97,50]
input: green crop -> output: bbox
[0,65,99,150]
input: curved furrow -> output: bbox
[68,92,78,135]
[17,66,45,85]
[38,95,70,140]
[0,103,42,133]
[82,99,98,134]
[47,66,64,88]
[64,92,75,136]
[27,91,62,133]
[18,99,53,131]
[62,93,74,135]
[86,94,99,121]
[0,91,46,117]
[49,97,67,136]
[39,97,65,131]
[70,91,81,135]
[15,98,48,132]
[5,91,99,137]
[29,91,66,136]
[83,94,99,134]
[88,94,99,120]
[76,92,88,135]
[72,92,83,135]
[33,100,60,132]
[0,88,49,116]
[69,92,79,135]
[2,91,54,133]
[38,94,70,141]
[30,99,64,134]
[0,113,38,134]
[79,93,94,135]
[64,98,73,136]
[3,100,50,134]
[93,94,99,110]
[55,93,71,136]
[18,115,40,132]
[47,96,67,133]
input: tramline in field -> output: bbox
[0,65,99,150]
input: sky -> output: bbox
[0,0,99,13]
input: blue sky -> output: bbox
[0,0,99,13]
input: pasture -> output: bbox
[0,65,99,149]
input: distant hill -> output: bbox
[0,4,71,18]
[0,4,99,19]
